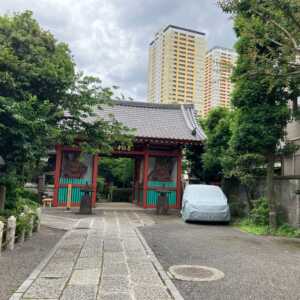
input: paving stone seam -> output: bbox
[133,211,155,227]
[9,218,92,300]
[126,211,176,299]
[133,212,146,227]
[10,212,181,300]
[96,215,108,299]
[135,228,184,300]
[8,225,77,300]
[117,212,135,300]
[42,213,78,221]
[56,226,90,299]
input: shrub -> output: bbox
[15,197,38,214]
[16,188,39,204]
[0,209,15,218]
[276,224,300,238]
[238,218,270,235]
[249,197,269,226]
[16,213,32,236]
[5,185,39,210]
[237,200,300,238]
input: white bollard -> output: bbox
[7,216,16,251]
[0,221,4,255]
[18,213,25,244]
[28,215,34,238]
[19,229,25,244]
[36,207,42,232]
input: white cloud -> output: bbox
[0,0,236,101]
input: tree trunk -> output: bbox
[0,185,6,210]
[266,153,277,229]
[292,97,298,114]
[244,185,253,210]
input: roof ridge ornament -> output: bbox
[181,104,194,132]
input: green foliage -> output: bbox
[202,107,233,182]
[99,158,134,188]
[277,142,299,157]
[15,197,38,213]
[229,14,291,156]
[96,177,105,194]
[0,195,39,236]
[238,218,270,235]
[5,184,38,210]
[57,74,134,155]
[0,11,133,207]
[219,0,300,161]
[0,208,13,218]
[249,197,269,226]
[16,187,38,203]
[275,224,300,238]
[222,152,265,208]
[0,11,75,183]
[237,218,300,238]
[184,144,205,181]
[236,196,300,237]
[219,0,300,83]
[219,1,300,228]
[16,212,32,236]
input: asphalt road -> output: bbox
[140,216,300,300]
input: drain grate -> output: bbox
[168,265,224,282]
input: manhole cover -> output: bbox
[169,265,224,282]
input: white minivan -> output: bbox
[181,184,230,222]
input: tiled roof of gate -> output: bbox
[92,100,206,142]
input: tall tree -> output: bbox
[202,108,233,183]
[219,0,300,109]
[0,11,132,207]
[186,108,232,184]
[0,11,74,179]
[219,0,300,228]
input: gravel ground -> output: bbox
[140,217,300,300]
[0,225,65,300]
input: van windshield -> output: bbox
[184,186,226,205]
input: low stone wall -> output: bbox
[274,178,300,228]
[224,178,300,228]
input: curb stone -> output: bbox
[135,228,184,300]
[9,216,183,300]
[9,219,81,300]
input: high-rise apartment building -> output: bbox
[202,47,237,117]
[147,25,207,113]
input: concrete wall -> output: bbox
[224,178,300,228]
[283,120,300,175]
[274,179,300,228]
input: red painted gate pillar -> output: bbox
[176,149,182,209]
[143,147,149,209]
[92,155,99,207]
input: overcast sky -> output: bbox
[0,0,236,101]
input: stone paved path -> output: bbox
[10,211,179,300]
